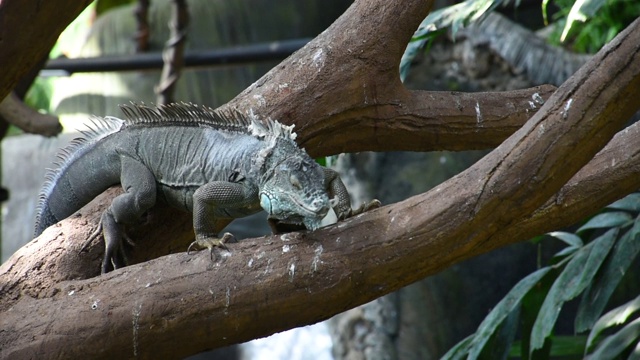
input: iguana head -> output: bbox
[259,157,330,230]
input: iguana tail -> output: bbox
[34,117,124,237]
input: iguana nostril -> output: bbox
[312,198,329,214]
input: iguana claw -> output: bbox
[78,210,136,274]
[187,232,235,260]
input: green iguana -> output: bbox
[35,103,378,273]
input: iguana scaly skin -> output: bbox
[35,103,378,273]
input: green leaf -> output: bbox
[510,336,588,358]
[541,0,550,26]
[467,267,552,359]
[607,193,640,213]
[553,245,580,258]
[588,317,640,359]
[586,295,640,351]
[441,334,475,360]
[546,335,588,357]
[576,220,640,332]
[577,212,633,232]
[520,267,558,360]
[572,0,608,18]
[560,0,608,42]
[530,228,618,353]
[477,307,519,360]
[631,340,640,360]
[548,231,583,248]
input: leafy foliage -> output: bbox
[400,0,506,81]
[442,192,640,359]
[549,0,640,53]
[401,0,639,80]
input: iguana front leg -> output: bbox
[322,167,381,219]
[188,176,259,259]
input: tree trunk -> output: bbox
[1,0,640,358]
[0,0,92,101]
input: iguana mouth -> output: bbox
[290,195,328,218]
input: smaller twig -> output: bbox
[134,0,151,53]
[156,0,189,105]
[0,92,61,137]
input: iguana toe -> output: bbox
[187,232,235,260]
[337,199,382,220]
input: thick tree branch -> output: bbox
[0,0,92,100]
[298,86,556,155]
[1,121,639,359]
[2,0,640,358]
[219,0,557,155]
[500,119,640,248]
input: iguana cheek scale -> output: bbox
[34,103,378,273]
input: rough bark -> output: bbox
[1,1,640,359]
[0,0,92,101]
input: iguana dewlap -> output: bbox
[35,103,377,273]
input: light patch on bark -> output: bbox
[532,92,545,105]
[280,234,293,242]
[263,258,273,275]
[132,303,142,357]
[562,98,573,119]
[289,262,296,282]
[313,48,325,71]
[475,101,483,124]
[311,244,323,272]
[252,94,266,107]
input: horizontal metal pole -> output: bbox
[42,38,311,76]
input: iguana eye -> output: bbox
[290,174,302,189]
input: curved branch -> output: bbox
[0,92,62,136]
[501,119,640,248]
[299,85,556,155]
[218,0,557,156]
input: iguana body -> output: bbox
[35,103,371,273]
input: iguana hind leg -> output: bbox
[323,167,381,220]
[100,157,157,273]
